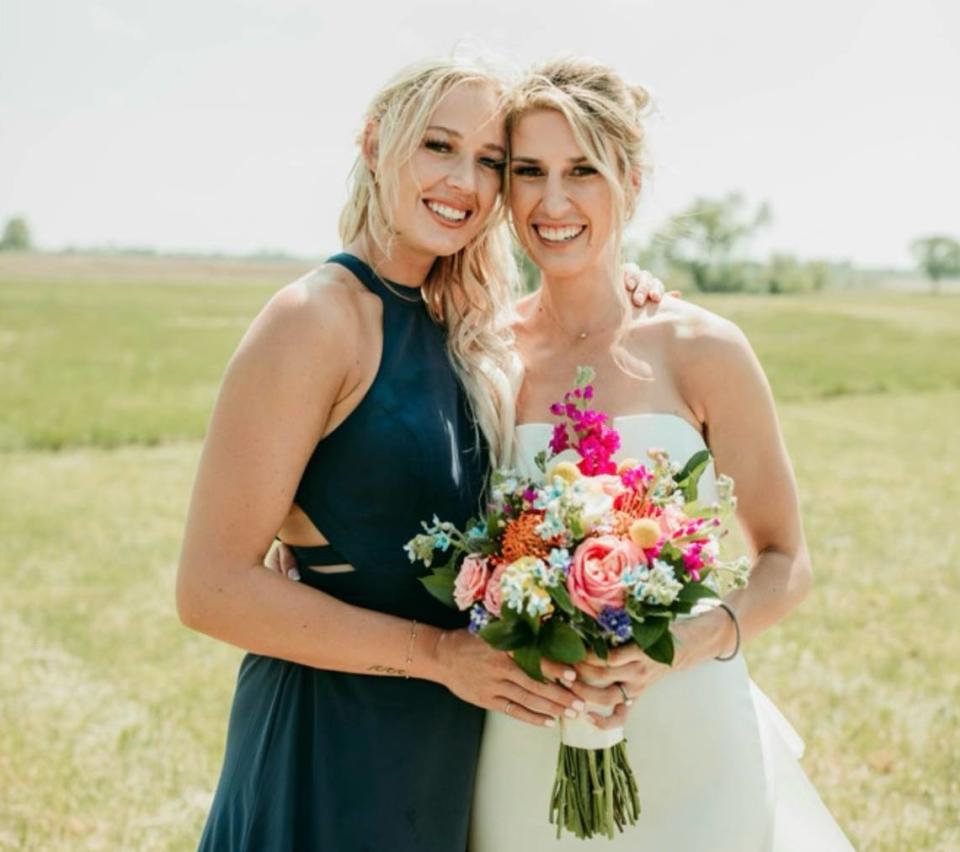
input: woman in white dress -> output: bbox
[469,58,855,850]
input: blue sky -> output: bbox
[1,0,957,266]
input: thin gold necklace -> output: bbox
[370,263,423,304]
[540,297,625,341]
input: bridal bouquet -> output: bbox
[405,368,750,839]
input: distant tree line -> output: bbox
[4,210,958,294]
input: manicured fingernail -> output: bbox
[289,569,301,581]
[564,708,578,719]
[572,700,585,712]
[562,670,576,681]
[544,718,556,728]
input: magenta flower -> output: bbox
[550,423,570,454]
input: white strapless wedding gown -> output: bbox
[471,414,854,851]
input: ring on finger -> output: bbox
[503,700,514,716]
[616,682,633,706]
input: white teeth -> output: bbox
[537,225,585,242]
[426,201,468,222]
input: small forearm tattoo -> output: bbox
[367,664,407,677]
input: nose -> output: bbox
[540,173,572,219]
[446,153,477,194]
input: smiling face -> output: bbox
[378,81,506,265]
[509,108,617,280]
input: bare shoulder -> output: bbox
[262,263,371,333]
[629,296,763,424]
[639,295,752,368]
[236,262,375,366]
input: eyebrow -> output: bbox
[511,155,589,165]
[426,125,506,156]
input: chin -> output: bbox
[421,227,479,258]
[530,252,589,280]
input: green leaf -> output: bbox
[534,448,552,474]
[499,603,520,626]
[549,582,576,616]
[479,618,533,651]
[574,365,596,388]
[539,618,587,664]
[673,449,712,502]
[677,582,719,604]
[418,574,455,608]
[645,630,675,665]
[519,608,541,636]
[512,645,545,682]
[631,618,668,650]
[674,448,712,484]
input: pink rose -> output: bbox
[483,561,507,617]
[567,536,640,619]
[454,556,490,611]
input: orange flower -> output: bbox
[502,512,554,563]
[614,488,647,519]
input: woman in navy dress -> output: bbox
[176,60,585,851]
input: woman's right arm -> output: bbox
[176,272,583,725]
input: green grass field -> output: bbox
[2,254,959,850]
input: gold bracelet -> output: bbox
[404,619,418,678]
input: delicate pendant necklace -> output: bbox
[541,299,624,342]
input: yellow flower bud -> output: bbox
[628,518,661,548]
[617,457,641,473]
[547,461,581,484]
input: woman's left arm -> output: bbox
[572,316,813,722]
[672,315,813,664]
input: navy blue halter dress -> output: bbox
[198,253,488,851]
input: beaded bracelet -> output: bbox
[713,602,741,662]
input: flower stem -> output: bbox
[549,742,641,839]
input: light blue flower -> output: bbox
[532,559,560,588]
[536,512,565,540]
[526,590,553,618]
[548,547,572,573]
[467,523,487,541]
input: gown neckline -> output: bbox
[516,412,705,449]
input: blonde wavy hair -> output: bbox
[339,58,521,467]
[504,56,653,271]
